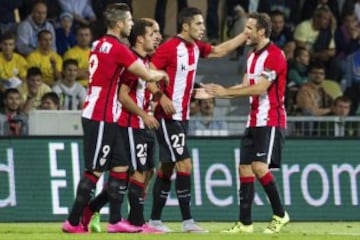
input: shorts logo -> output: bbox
[139,157,146,165]
[176,147,184,155]
[256,152,267,157]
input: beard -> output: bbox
[120,29,129,38]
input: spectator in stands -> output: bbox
[301,0,340,24]
[188,97,227,135]
[0,88,28,136]
[237,0,271,14]
[269,10,295,59]
[55,12,77,56]
[18,67,51,113]
[322,95,359,136]
[344,48,360,115]
[0,32,28,91]
[16,0,56,56]
[0,0,23,37]
[40,91,60,110]
[27,30,62,86]
[296,62,333,116]
[341,0,360,22]
[57,0,96,27]
[52,59,86,110]
[334,11,360,72]
[286,47,310,115]
[294,6,341,82]
[18,0,61,25]
[269,0,301,29]
[63,25,92,87]
[287,47,310,89]
[331,95,352,116]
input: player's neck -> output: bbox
[255,38,270,51]
[177,33,194,44]
[106,30,121,41]
[132,46,147,58]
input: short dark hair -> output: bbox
[270,10,285,18]
[104,3,131,29]
[1,31,16,42]
[27,67,42,78]
[4,88,20,99]
[63,59,78,69]
[334,95,351,106]
[308,62,326,72]
[41,92,60,109]
[294,46,308,59]
[75,24,92,34]
[177,7,202,33]
[248,12,272,38]
[128,19,153,47]
[37,29,52,40]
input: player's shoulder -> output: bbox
[267,43,286,60]
[158,37,182,50]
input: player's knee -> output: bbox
[239,164,253,176]
[176,158,192,173]
[251,162,268,177]
[129,170,146,183]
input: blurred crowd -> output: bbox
[0,0,360,136]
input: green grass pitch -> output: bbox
[0,222,359,240]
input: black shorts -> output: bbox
[123,127,156,173]
[240,126,285,168]
[155,119,190,163]
[82,118,120,172]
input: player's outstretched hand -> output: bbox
[201,83,227,97]
[142,114,160,129]
[193,88,214,99]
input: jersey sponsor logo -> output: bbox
[99,42,113,54]
[180,63,196,72]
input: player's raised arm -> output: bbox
[207,32,247,58]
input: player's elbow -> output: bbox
[118,94,127,105]
[254,85,268,95]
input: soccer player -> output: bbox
[202,12,290,234]
[117,19,163,233]
[62,3,168,234]
[80,17,164,234]
[81,19,163,234]
[147,7,247,233]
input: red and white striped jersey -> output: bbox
[151,36,212,121]
[82,35,137,122]
[118,53,152,129]
[246,42,287,128]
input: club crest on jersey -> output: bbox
[99,157,107,166]
[140,157,146,165]
[176,147,184,155]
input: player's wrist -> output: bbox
[153,91,164,101]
